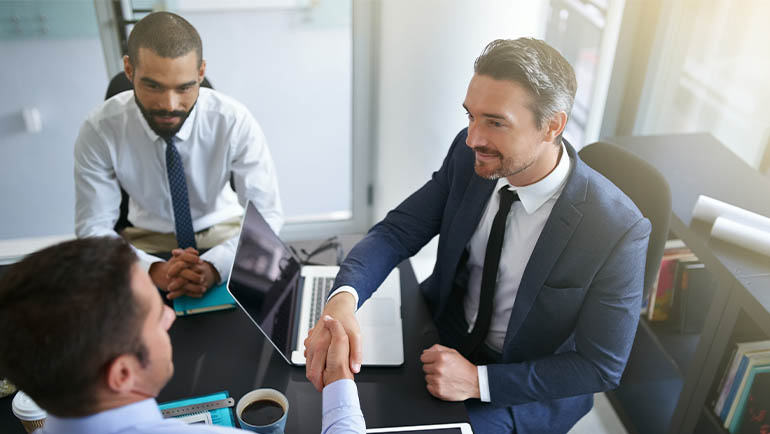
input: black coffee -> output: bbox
[241,399,284,426]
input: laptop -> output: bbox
[227,201,404,366]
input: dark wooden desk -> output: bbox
[0,238,469,433]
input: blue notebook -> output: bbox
[159,391,236,427]
[172,282,236,316]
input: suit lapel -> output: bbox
[503,145,589,348]
[439,175,495,305]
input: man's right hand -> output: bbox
[322,315,354,386]
[304,292,362,392]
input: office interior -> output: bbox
[1,1,769,434]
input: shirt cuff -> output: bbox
[133,247,165,275]
[477,365,491,402]
[328,286,360,310]
[322,379,365,434]
[199,238,236,285]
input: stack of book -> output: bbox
[712,340,770,433]
[645,240,715,333]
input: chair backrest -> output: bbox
[105,72,214,232]
[578,141,672,301]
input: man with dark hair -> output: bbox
[0,237,365,434]
[305,38,651,433]
[75,11,283,300]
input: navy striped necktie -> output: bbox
[165,137,197,249]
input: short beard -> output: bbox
[134,94,195,140]
[474,155,533,180]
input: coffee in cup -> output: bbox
[12,391,46,433]
[236,389,288,434]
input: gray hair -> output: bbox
[474,38,577,141]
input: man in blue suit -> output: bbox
[305,38,651,434]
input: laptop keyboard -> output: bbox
[309,277,335,328]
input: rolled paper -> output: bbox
[692,195,770,232]
[711,217,770,257]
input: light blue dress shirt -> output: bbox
[36,380,364,434]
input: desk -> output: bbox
[0,237,469,433]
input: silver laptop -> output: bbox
[227,201,404,366]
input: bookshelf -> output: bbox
[604,133,770,434]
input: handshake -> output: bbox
[313,315,355,387]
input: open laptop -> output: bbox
[227,201,404,366]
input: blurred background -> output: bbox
[2,1,769,432]
[1,0,768,243]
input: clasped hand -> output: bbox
[149,247,220,299]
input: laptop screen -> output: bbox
[228,202,301,359]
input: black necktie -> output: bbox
[165,137,197,249]
[462,186,519,357]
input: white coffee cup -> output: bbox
[12,391,46,433]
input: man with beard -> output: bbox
[75,12,282,299]
[304,38,651,434]
[0,237,365,434]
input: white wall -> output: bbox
[0,38,107,239]
[0,3,352,242]
[373,0,548,220]
[180,3,353,221]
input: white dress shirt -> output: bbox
[472,142,572,401]
[37,379,365,434]
[74,88,283,282]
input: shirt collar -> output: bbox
[132,96,198,144]
[43,399,163,434]
[496,141,572,214]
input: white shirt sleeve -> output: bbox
[217,113,283,283]
[74,120,165,272]
[322,379,366,434]
[230,114,283,232]
[477,365,491,402]
[200,235,237,284]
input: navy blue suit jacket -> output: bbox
[334,129,651,433]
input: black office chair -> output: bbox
[104,72,214,233]
[579,141,672,301]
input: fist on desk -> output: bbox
[421,344,480,401]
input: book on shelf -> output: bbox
[173,282,237,316]
[731,366,770,433]
[647,239,697,322]
[715,342,770,426]
[714,340,770,418]
[725,355,770,428]
[726,365,770,434]
[671,261,714,333]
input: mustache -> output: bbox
[149,109,187,117]
[473,147,501,157]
